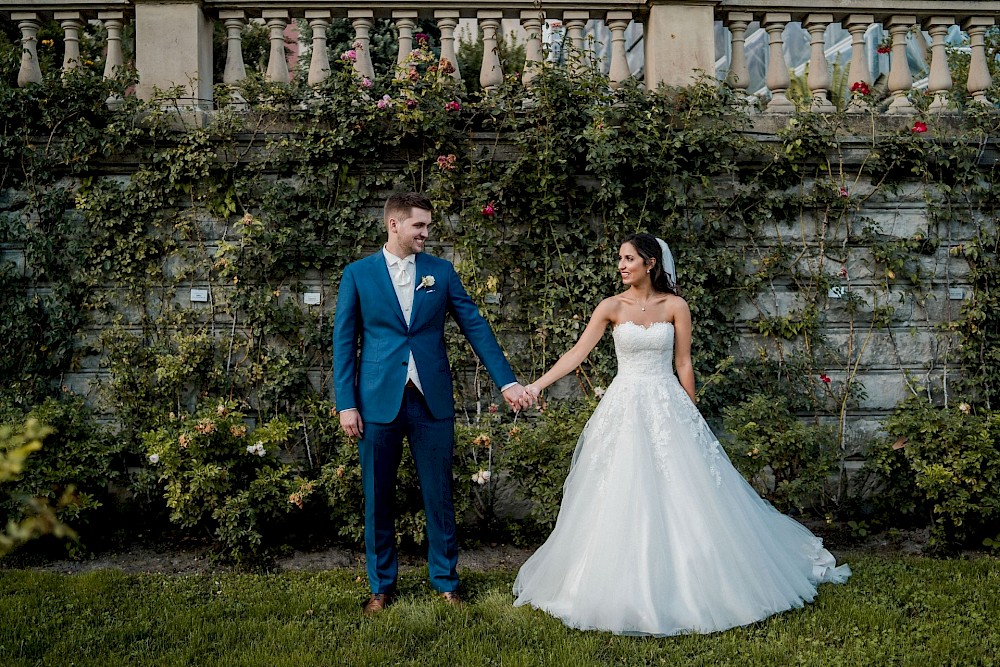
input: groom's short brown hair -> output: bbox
[384,192,432,224]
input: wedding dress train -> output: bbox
[512,321,850,636]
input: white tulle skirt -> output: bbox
[512,370,851,637]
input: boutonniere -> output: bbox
[417,275,435,291]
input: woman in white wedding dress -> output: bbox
[513,233,850,636]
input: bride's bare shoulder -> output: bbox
[593,295,626,320]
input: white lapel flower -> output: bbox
[417,275,435,291]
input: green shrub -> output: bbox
[500,398,594,543]
[722,393,839,513]
[0,418,76,556]
[872,397,1000,549]
[0,397,122,553]
[143,400,298,563]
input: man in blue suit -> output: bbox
[334,192,531,614]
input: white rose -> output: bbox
[148,453,159,464]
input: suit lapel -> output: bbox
[411,253,438,327]
[370,251,407,328]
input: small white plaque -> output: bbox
[190,288,209,303]
[303,292,321,306]
[948,287,965,301]
[828,286,846,299]
[484,293,502,305]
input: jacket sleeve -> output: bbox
[445,264,517,389]
[333,264,360,412]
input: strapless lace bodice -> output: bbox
[613,320,675,379]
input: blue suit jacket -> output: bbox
[333,251,517,423]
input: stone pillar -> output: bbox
[478,11,503,92]
[885,15,917,114]
[306,11,332,86]
[521,10,544,89]
[263,11,290,83]
[964,16,995,105]
[350,10,376,81]
[56,12,85,74]
[924,16,954,113]
[13,13,42,87]
[394,11,418,68]
[219,11,247,85]
[564,11,590,73]
[607,11,633,89]
[643,1,715,89]
[134,0,213,109]
[844,14,874,113]
[725,12,753,93]
[762,13,795,113]
[436,11,462,82]
[804,14,835,112]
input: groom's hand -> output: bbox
[502,384,534,411]
[339,408,364,439]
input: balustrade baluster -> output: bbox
[964,17,995,105]
[924,17,954,113]
[394,11,417,68]
[564,11,590,72]
[101,11,125,107]
[350,10,376,80]
[435,11,462,82]
[263,11,290,83]
[306,11,332,86]
[912,24,930,68]
[521,10,544,89]
[56,12,84,75]
[607,11,632,89]
[725,12,753,95]
[219,11,247,85]
[886,15,917,114]
[14,13,42,87]
[804,14,835,112]
[844,15,874,113]
[762,13,795,113]
[479,11,503,92]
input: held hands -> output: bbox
[502,383,536,412]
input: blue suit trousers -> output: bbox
[359,385,458,594]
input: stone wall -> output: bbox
[0,124,991,461]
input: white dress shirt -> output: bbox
[383,247,424,394]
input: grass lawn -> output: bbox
[1,553,998,666]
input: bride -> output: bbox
[513,233,850,636]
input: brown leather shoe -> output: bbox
[439,591,463,608]
[362,593,394,615]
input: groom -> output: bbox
[334,192,531,614]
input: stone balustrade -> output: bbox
[718,1,1000,113]
[3,1,1000,113]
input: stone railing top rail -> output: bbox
[1,0,643,18]
[1,0,129,16]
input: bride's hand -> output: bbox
[524,384,541,402]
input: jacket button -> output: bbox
[401,361,407,366]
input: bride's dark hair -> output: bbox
[622,233,678,295]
